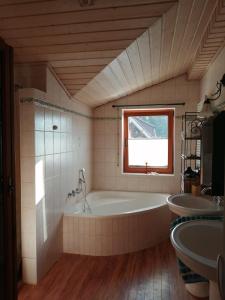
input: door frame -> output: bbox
[0,38,17,300]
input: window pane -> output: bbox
[128,115,168,167]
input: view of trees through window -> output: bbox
[128,115,168,138]
[141,116,168,137]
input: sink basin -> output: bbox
[171,220,223,300]
[171,220,223,281]
[167,193,223,216]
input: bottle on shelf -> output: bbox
[183,166,200,193]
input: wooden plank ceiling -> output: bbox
[0,0,177,97]
[1,0,224,107]
[188,0,225,79]
[75,0,225,106]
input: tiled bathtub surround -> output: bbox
[63,192,171,256]
[20,69,93,284]
[93,75,199,194]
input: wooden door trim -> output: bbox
[0,37,17,300]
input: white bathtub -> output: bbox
[64,191,168,216]
[63,191,172,256]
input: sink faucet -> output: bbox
[201,185,212,195]
[212,196,224,207]
[201,185,224,206]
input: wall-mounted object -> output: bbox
[199,73,225,119]
[199,96,214,118]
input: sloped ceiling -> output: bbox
[75,0,225,107]
[0,0,224,107]
[0,0,177,94]
[188,0,225,79]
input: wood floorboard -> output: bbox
[18,241,208,300]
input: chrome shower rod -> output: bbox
[112,102,185,108]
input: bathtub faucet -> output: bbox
[79,168,86,183]
[77,168,92,213]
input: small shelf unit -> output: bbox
[181,112,203,193]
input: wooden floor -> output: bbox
[18,241,208,300]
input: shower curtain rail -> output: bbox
[20,97,119,120]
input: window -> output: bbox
[123,108,174,174]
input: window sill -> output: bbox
[121,172,175,177]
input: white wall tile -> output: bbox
[21,103,34,132]
[20,68,93,284]
[52,111,61,131]
[44,109,53,131]
[45,132,53,155]
[35,131,45,156]
[53,154,61,177]
[35,106,45,131]
[45,155,54,179]
[60,133,67,152]
[53,132,61,154]
[60,113,67,132]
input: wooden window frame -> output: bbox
[123,109,174,174]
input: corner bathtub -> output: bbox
[63,191,172,256]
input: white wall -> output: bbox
[93,75,199,194]
[200,46,225,109]
[19,67,93,283]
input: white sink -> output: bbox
[167,193,223,216]
[171,220,223,299]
